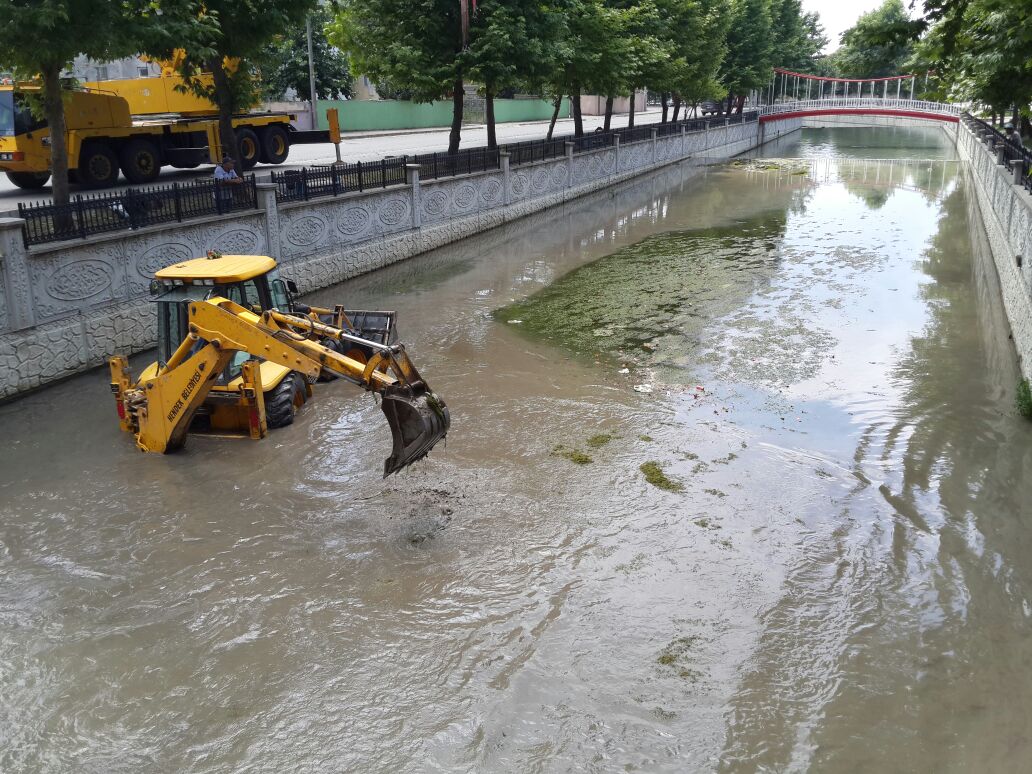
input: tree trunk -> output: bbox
[41,64,70,207]
[448,74,464,154]
[725,93,734,115]
[661,92,669,123]
[485,86,496,149]
[628,90,636,128]
[571,90,583,138]
[546,94,562,140]
[672,93,682,123]
[735,95,746,115]
[603,95,614,131]
[209,57,240,165]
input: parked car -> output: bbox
[698,100,722,116]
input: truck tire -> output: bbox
[265,373,306,428]
[5,171,51,189]
[236,128,260,171]
[119,138,162,184]
[77,143,120,188]
[258,125,290,165]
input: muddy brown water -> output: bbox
[3,126,1031,773]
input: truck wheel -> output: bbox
[259,125,290,164]
[236,128,260,171]
[78,143,120,188]
[265,373,306,428]
[5,171,51,189]
[120,139,162,184]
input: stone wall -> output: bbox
[955,122,1032,380]
[0,118,799,399]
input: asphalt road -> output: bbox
[0,109,665,212]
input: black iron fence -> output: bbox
[271,110,761,205]
[962,112,1032,195]
[19,176,258,247]
[271,157,408,202]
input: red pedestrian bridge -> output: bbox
[760,69,960,124]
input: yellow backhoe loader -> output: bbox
[109,254,449,476]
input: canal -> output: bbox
[2,125,1031,772]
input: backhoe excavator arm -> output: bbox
[111,297,449,475]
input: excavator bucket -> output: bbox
[380,384,450,477]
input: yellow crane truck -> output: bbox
[108,254,450,477]
[0,73,326,190]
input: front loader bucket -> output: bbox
[380,385,450,477]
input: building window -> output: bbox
[138,66,150,78]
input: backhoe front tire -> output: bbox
[5,170,51,189]
[265,373,306,428]
[317,338,345,382]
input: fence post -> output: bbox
[75,196,87,239]
[406,163,422,229]
[500,151,511,206]
[0,216,36,330]
[997,146,1007,166]
[356,162,363,193]
[681,125,687,159]
[255,182,281,260]
[650,127,658,165]
[301,167,310,200]
[173,183,183,222]
[331,164,340,196]
[613,135,620,175]
[127,189,140,230]
[565,142,574,188]
[1011,160,1025,186]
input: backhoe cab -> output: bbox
[109,253,449,476]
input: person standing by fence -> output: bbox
[1005,123,1024,150]
[214,156,243,211]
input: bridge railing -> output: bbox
[961,112,1032,196]
[761,98,961,117]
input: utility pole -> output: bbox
[306,15,318,131]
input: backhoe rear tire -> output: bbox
[5,170,51,189]
[265,373,306,428]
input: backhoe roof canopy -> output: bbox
[155,255,277,283]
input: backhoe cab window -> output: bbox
[267,269,291,310]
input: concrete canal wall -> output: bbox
[955,122,1032,380]
[0,118,800,399]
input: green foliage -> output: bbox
[328,0,462,104]
[831,0,915,78]
[720,0,774,97]
[1017,378,1032,420]
[260,7,352,101]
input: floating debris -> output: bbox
[633,384,654,394]
[640,462,683,492]
[507,319,522,324]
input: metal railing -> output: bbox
[412,147,501,180]
[962,113,1032,195]
[18,176,258,247]
[760,98,961,117]
[271,157,408,202]
[273,109,763,205]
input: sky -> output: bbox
[802,0,912,54]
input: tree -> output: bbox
[260,6,353,101]
[0,0,184,205]
[329,0,466,153]
[719,0,774,113]
[770,0,826,73]
[831,0,914,79]
[650,0,729,119]
[158,0,317,165]
[466,0,567,147]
